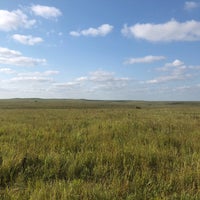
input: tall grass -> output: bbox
[0,100,200,199]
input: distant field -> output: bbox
[1,99,200,199]
[0,98,200,109]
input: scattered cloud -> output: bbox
[0,66,60,98]
[12,34,43,45]
[88,70,129,83]
[0,9,35,31]
[53,81,81,88]
[0,47,21,57]
[50,70,135,99]
[8,76,53,83]
[124,55,166,64]
[70,24,113,37]
[122,20,200,42]
[2,70,59,87]
[43,70,59,76]
[17,70,59,77]
[31,5,62,19]
[147,59,190,83]
[184,1,199,10]
[0,68,15,74]
[54,70,130,91]
[75,76,88,82]
[89,70,116,82]
[69,31,81,37]
[188,65,200,70]
[0,47,46,66]
[165,59,184,67]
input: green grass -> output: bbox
[0,99,200,199]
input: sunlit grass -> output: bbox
[1,100,200,199]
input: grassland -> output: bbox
[0,99,200,199]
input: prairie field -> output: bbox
[0,99,200,200]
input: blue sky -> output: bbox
[0,0,200,100]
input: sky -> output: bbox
[0,0,200,100]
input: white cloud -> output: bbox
[124,55,166,64]
[9,76,53,83]
[75,76,88,82]
[0,9,35,31]
[51,70,132,100]
[70,31,81,37]
[54,70,130,91]
[89,70,129,82]
[43,70,59,76]
[17,70,59,77]
[0,70,136,99]
[147,59,189,83]
[0,47,46,66]
[2,70,58,90]
[165,59,184,67]
[53,81,80,88]
[70,24,113,37]
[0,68,15,74]
[184,1,199,10]
[12,34,43,45]
[0,47,21,57]
[31,5,62,19]
[122,20,200,42]
[89,70,115,81]
[188,65,200,69]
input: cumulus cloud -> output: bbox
[70,24,113,37]
[165,59,184,67]
[122,20,200,42]
[0,9,35,31]
[31,5,62,19]
[147,59,188,83]
[184,1,199,10]
[0,47,46,66]
[12,34,43,45]
[149,59,200,85]
[124,55,166,64]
